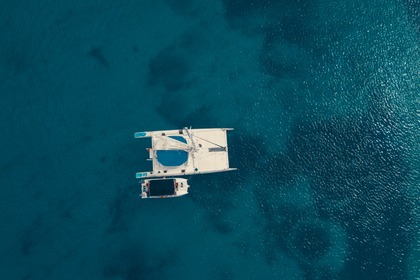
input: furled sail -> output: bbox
[152,135,190,151]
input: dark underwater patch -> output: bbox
[100,155,107,163]
[107,184,140,233]
[188,169,243,235]
[102,242,176,280]
[148,48,193,92]
[206,210,234,235]
[340,194,413,280]
[21,233,36,256]
[0,40,33,80]
[218,268,234,280]
[189,173,235,207]
[107,142,146,233]
[182,104,216,127]
[261,0,315,46]
[189,133,271,235]
[259,42,309,79]
[155,93,188,127]
[89,47,109,67]
[20,216,44,256]
[257,110,414,278]
[404,0,420,33]
[292,223,331,260]
[221,0,273,18]
[156,95,215,128]
[228,133,268,172]
[222,0,315,45]
[164,0,200,17]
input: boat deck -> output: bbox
[135,128,236,178]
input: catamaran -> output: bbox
[135,127,236,198]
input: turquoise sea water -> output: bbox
[0,0,419,279]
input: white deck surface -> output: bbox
[135,128,235,178]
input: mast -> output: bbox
[184,127,197,170]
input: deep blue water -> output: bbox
[0,0,419,279]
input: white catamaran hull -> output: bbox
[135,128,236,179]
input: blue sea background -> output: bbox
[0,0,419,279]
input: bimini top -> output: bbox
[134,127,236,179]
